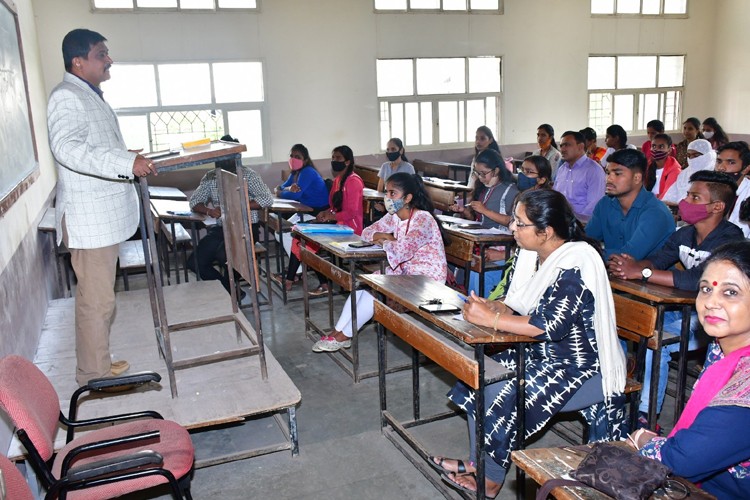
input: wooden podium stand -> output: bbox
[137,140,267,397]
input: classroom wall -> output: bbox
[31,0,720,179]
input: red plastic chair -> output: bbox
[0,355,195,499]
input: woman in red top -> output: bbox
[646,133,682,200]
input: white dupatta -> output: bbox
[503,242,626,399]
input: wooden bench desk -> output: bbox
[609,278,696,427]
[422,176,473,208]
[150,199,208,284]
[354,164,380,190]
[294,229,390,382]
[148,185,187,200]
[362,187,383,224]
[37,206,71,298]
[361,274,536,500]
[413,159,472,182]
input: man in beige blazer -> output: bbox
[47,29,157,386]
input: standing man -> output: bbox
[554,130,606,219]
[48,29,157,386]
[586,148,674,260]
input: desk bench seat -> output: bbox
[118,240,148,290]
[373,301,513,390]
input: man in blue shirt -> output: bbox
[586,148,675,261]
[554,131,606,218]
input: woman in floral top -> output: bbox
[312,172,447,353]
[630,241,750,500]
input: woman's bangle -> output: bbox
[493,312,500,331]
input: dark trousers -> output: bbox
[285,252,326,286]
[193,224,260,292]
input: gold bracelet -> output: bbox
[493,312,500,331]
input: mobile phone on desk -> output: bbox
[349,241,375,248]
[419,303,461,313]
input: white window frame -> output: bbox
[91,0,259,12]
[107,60,269,163]
[377,56,502,151]
[590,0,688,17]
[587,54,685,136]
[374,0,503,14]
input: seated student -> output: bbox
[675,117,704,169]
[581,127,607,166]
[189,135,274,296]
[601,124,637,167]
[311,173,447,353]
[715,141,750,238]
[466,126,502,190]
[516,155,553,192]
[275,146,363,295]
[532,124,562,179]
[702,116,730,151]
[554,130,606,218]
[661,138,716,205]
[646,133,681,200]
[433,189,626,498]
[641,119,677,163]
[376,137,414,192]
[586,148,675,260]
[630,241,750,499]
[608,171,743,429]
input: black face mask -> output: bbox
[331,161,347,173]
[386,151,401,162]
[725,171,745,182]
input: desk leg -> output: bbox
[475,345,486,500]
[350,260,360,383]
[648,305,666,429]
[478,243,487,298]
[674,305,691,425]
[515,344,527,500]
[170,220,180,285]
[191,222,200,281]
[262,215,274,306]
[377,292,387,429]
[412,347,420,421]
[301,239,310,337]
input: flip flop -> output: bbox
[428,456,470,475]
[441,472,499,500]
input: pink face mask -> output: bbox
[678,199,711,225]
[289,157,304,171]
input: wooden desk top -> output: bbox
[150,199,206,223]
[38,207,55,232]
[360,274,532,345]
[512,443,714,500]
[443,225,515,244]
[422,177,473,192]
[148,185,187,200]
[269,198,313,214]
[426,160,471,170]
[293,229,386,260]
[150,140,247,172]
[610,277,696,305]
[363,188,383,200]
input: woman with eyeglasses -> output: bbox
[516,155,553,192]
[629,241,750,500]
[432,189,626,498]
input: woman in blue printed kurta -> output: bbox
[434,190,626,498]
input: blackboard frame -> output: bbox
[0,0,39,217]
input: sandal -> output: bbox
[441,472,500,500]
[271,274,294,292]
[308,284,329,297]
[429,456,473,475]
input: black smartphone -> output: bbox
[349,241,375,248]
[418,303,461,313]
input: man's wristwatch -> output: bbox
[641,268,653,282]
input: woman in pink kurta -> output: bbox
[312,172,448,353]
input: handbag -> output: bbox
[535,443,685,500]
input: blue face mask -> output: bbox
[517,172,538,191]
[383,196,405,214]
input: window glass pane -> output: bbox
[642,0,660,14]
[150,110,223,151]
[375,0,407,8]
[658,56,684,87]
[613,94,634,131]
[118,115,149,151]
[485,96,497,137]
[158,64,211,105]
[391,103,404,144]
[377,59,414,97]
[471,0,499,9]
[588,57,615,89]
[589,93,613,136]
[416,58,465,95]
[663,0,686,14]
[617,56,657,89]
[102,64,157,108]
[590,0,614,14]
[466,100,485,141]
[420,102,433,145]
[638,93,660,130]
[218,0,256,7]
[458,101,466,142]
[180,0,214,8]
[664,90,681,131]
[410,0,440,8]
[227,110,263,157]
[405,102,420,146]
[443,0,467,10]
[469,57,501,93]
[94,0,133,7]
[616,0,640,13]
[380,102,391,150]
[438,101,459,143]
[213,62,264,103]
[137,0,175,6]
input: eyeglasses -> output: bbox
[521,168,539,176]
[472,169,493,178]
[509,217,533,229]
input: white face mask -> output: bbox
[702,131,714,140]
